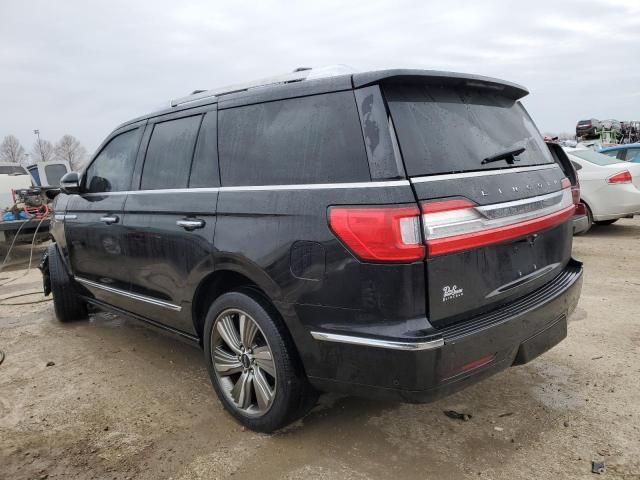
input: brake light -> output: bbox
[607,170,632,184]
[421,187,575,257]
[575,202,587,216]
[328,205,425,262]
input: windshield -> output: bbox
[384,83,554,176]
[570,149,621,166]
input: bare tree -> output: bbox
[0,135,26,163]
[31,138,54,163]
[54,134,87,170]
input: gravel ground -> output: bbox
[1,219,639,480]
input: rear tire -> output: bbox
[594,219,618,226]
[203,289,317,433]
[579,204,594,235]
[48,244,87,322]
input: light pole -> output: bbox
[34,129,43,162]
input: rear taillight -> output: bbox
[330,181,576,262]
[421,185,575,257]
[575,202,587,216]
[607,170,632,184]
[328,205,425,262]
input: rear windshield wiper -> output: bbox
[481,146,526,165]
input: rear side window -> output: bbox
[625,148,640,162]
[141,115,202,190]
[85,128,141,193]
[385,84,554,176]
[218,91,369,186]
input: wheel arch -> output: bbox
[191,267,282,344]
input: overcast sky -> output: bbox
[1,0,639,155]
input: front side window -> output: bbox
[218,92,369,186]
[84,129,141,193]
[140,115,202,190]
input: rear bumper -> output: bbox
[573,214,589,234]
[308,259,583,402]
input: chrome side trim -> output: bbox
[81,180,410,197]
[219,180,410,192]
[74,277,182,312]
[310,331,444,351]
[410,164,559,184]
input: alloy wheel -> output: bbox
[211,308,277,416]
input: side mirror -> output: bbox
[60,172,81,194]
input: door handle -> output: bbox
[176,219,205,231]
[100,215,119,225]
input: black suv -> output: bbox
[44,68,583,432]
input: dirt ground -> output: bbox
[1,219,639,480]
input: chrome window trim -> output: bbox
[75,277,182,312]
[410,164,560,184]
[81,180,410,196]
[310,331,444,351]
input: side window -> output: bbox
[84,128,141,193]
[626,149,640,162]
[189,111,219,188]
[140,115,202,190]
[218,91,370,186]
[571,160,582,171]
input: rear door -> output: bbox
[384,82,574,327]
[65,125,143,301]
[121,107,219,334]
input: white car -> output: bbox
[563,148,640,232]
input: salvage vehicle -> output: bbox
[576,118,601,139]
[599,143,640,163]
[0,162,51,249]
[564,147,640,231]
[42,68,583,432]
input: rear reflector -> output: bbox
[607,170,632,184]
[421,185,575,257]
[328,205,425,262]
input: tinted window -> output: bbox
[189,111,219,188]
[141,115,202,190]
[218,92,369,186]
[385,84,554,176]
[0,165,27,175]
[85,129,141,193]
[44,164,68,186]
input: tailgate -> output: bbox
[384,81,575,327]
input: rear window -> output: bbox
[570,149,622,166]
[218,91,369,186]
[44,164,68,186]
[385,84,554,176]
[0,165,27,175]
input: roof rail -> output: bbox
[170,65,355,108]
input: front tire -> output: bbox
[48,244,87,322]
[203,290,317,432]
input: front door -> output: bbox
[65,125,144,305]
